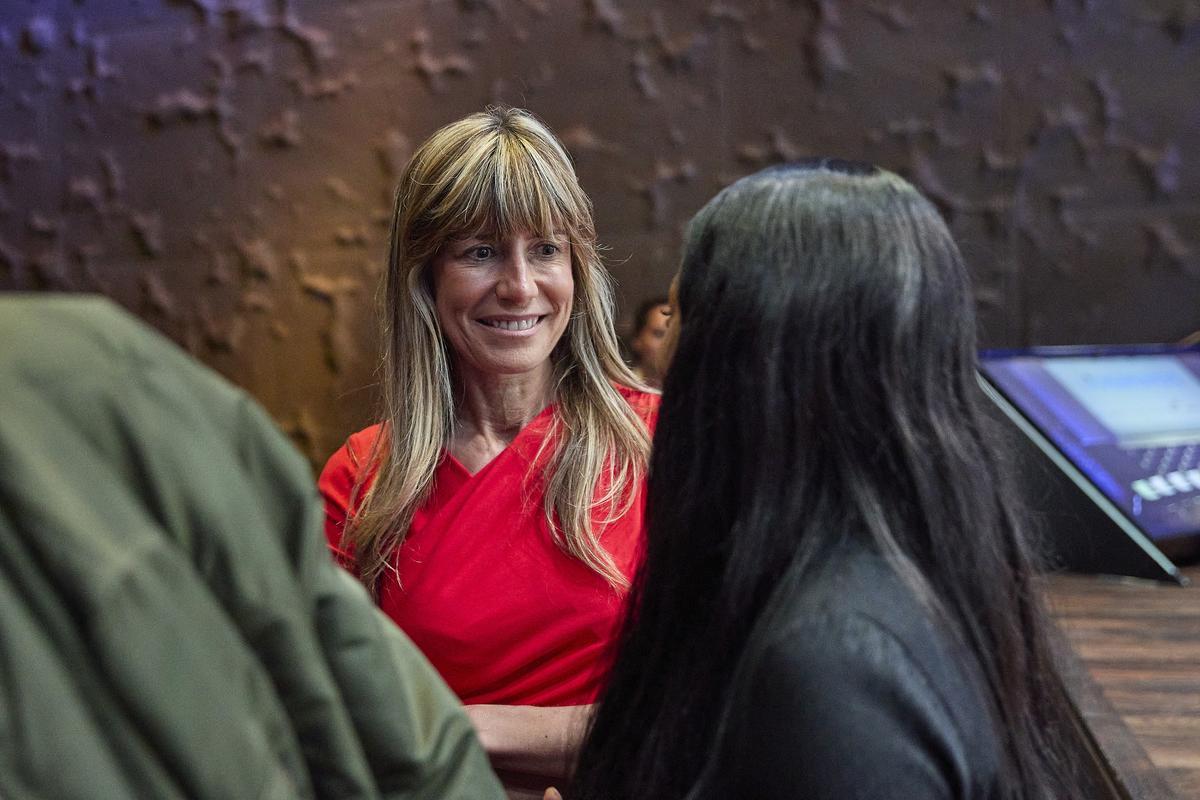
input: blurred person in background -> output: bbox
[627,295,671,389]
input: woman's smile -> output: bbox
[477,314,546,333]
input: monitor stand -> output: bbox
[980,375,1190,586]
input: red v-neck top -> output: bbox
[318,386,659,706]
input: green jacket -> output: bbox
[0,295,504,799]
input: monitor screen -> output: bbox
[979,345,1200,544]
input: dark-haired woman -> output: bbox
[571,160,1082,799]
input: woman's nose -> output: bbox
[496,252,536,303]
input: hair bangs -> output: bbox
[448,137,584,244]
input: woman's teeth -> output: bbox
[482,317,539,331]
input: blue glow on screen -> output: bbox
[1008,360,1113,446]
[979,346,1200,541]
[1043,357,1200,444]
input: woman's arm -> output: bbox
[465,704,592,781]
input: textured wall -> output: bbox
[2,0,1199,468]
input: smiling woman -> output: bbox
[318,108,657,796]
[433,231,574,388]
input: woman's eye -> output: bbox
[537,243,560,257]
[468,246,494,260]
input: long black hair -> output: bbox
[572,159,1079,799]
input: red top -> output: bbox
[319,386,658,706]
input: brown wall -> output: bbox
[2,0,1199,468]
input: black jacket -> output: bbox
[697,538,1004,799]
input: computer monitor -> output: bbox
[979,344,1200,583]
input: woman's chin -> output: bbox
[461,352,557,381]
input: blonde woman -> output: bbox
[319,108,656,795]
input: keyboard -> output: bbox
[1131,443,1200,501]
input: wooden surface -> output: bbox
[1044,566,1200,799]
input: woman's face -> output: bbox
[431,230,574,380]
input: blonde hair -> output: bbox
[348,107,651,594]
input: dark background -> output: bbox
[2,0,1198,469]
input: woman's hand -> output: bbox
[544,789,563,800]
[465,704,592,781]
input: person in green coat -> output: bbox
[0,294,506,800]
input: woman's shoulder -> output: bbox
[321,423,385,481]
[346,423,385,457]
[753,540,1000,719]
[715,547,1001,796]
[614,383,661,426]
[766,545,959,675]
[732,544,1001,791]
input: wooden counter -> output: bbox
[1044,566,1200,799]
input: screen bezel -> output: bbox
[978,343,1200,564]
